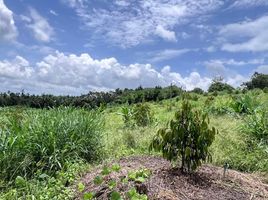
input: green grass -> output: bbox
[0,91,267,199]
[0,107,104,185]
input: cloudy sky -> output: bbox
[0,0,268,95]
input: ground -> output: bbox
[76,156,268,200]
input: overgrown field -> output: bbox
[0,90,267,199]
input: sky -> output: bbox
[0,0,268,95]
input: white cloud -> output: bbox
[1,51,257,95]
[230,0,268,8]
[204,60,249,87]
[155,25,177,41]
[205,58,264,66]
[61,0,85,8]
[0,51,218,94]
[114,0,131,7]
[219,15,268,52]
[205,60,228,77]
[205,46,216,52]
[149,49,192,62]
[26,8,54,42]
[49,10,58,16]
[64,0,224,47]
[0,56,33,78]
[256,65,268,74]
[20,15,31,23]
[0,0,18,41]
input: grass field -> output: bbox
[0,90,267,199]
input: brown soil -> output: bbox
[76,156,268,200]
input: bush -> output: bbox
[0,107,104,182]
[241,109,268,144]
[208,78,234,93]
[118,106,133,127]
[150,100,217,172]
[191,88,204,94]
[133,103,154,127]
[230,94,259,114]
[206,98,231,115]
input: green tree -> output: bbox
[243,72,268,90]
[133,103,153,127]
[208,77,234,93]
[191,87,204,94]
[150,100,217,172]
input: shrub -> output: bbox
[0,107,104,182]
[206,97,231,115]
[208,78,234,93]
[230,94,259,114]
[191,88,204,94]
[118,106,133,127]
[241,109,268,144]
[150,100,217,172]
[133,103,154,127]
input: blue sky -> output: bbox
[0,0,268,95]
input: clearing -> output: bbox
[76,156,268,200]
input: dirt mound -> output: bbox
[76,156,268,200]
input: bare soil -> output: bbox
[76,156,268,200]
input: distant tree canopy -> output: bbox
[243,72,268,90]
[191,87,204,94]
[0,85,183,109]
[208,77,234,93]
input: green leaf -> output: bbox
[135,176,145,183]
[111,163,121,172]
[102,165,111,175]
[127,188,136,198]
[128,172,136,181]
[78,182,85,192]
[127,188,148,200]
[39,173,49,179]
[83,192,94,200]
[93,176,103,185]
[185,147,191,157]
[108,179,116,189]
[110,191,122,200]
[15,176,26,188]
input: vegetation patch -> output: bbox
[76,156,268,200]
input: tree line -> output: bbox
[0,85,183,109]
[0,72,267,109]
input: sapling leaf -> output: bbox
[110,191,122,200]
[111,163,121,172]
[108,179,116,189]
[102,165,111,175]
[78,182,85,192]
[83,192,94,200]
[93,176,103,185]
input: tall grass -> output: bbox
[0,107,104,183]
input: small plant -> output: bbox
[127,168,151,183]
[79,164,150,199]
[133,103,154,127]
[150,100,217,172]
[118,106,133,127]
[127,188,148,200]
